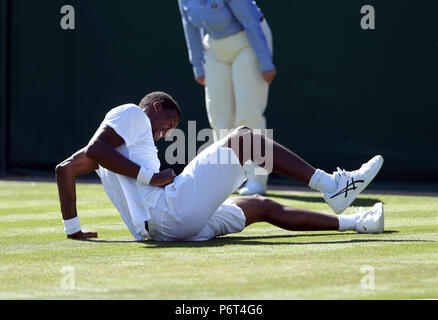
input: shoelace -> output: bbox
[333,168,349,183]
[334,167,362,185]
[352,206,374,223]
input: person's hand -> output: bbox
[195,76,206,86]
[159,168,177,187]
[67,231,98,240]
[262,69,277,84]
[150,168,177,188]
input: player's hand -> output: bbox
[67,231,98,240]
[151,168,177,188]
[262,69,277,84]
[195,76,206,86]
[160,168,177,187]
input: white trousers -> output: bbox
[203,20,273,185]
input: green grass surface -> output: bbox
[1,181,437,300]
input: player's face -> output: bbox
[150,108,179,141]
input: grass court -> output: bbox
[1,180,437,299]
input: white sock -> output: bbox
[338,214,361,232]
[308,169,337,193]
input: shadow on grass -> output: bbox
[265,192,383,207]
[79,230,436,249]
[142,231,436,249]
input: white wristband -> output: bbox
[137,167,154,185]
[63,216,81,235]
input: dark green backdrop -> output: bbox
[1,0,437,186]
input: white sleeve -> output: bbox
[102,106,149,147]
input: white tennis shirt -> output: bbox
[95,104,163,240]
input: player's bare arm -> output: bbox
[85,125,176,187]
[56,122,176,240]
[55,148,99,239]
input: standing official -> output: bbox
[178,0,276,195]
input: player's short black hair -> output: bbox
[139,91,182,120]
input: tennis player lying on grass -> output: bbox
[55,91,385,241]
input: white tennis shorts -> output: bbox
[147,140,247,241]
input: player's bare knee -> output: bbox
[224,127,253,164]
[253,196,281,218]
[237,127,253,154]
[227,126,252,142]
[260,196,281,209]
[235,126,252,135]
[236,125,250,131]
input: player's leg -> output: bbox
[233,195,384,234]
[224,126,317,185]
[186,195,384,241]
[186,195,337,242]
[222,127,384,214]
[233,195,339,231]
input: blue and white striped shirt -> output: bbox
[178,0,275,78]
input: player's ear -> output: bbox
[152,101,162,112]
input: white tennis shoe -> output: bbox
[356,202,384,234]
[324,155,384,214]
